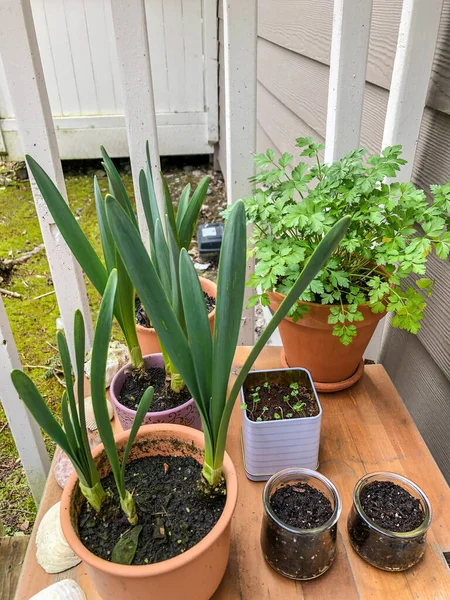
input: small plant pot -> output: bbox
[110,354,201,431]
[260,468,342,580]
[60,424,238,600]
[347,472,432,571]
[136,277,216,356]
[240,368,322,481]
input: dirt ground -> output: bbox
[0,155,234,533]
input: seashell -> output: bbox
[36,502,81,573]
[30,580,86,600]
[84,395,114,431]
[53,428,101,489]
[84,340,129,388]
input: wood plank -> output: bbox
[0,536,29,600]
[202,0,219,144]
[162,0,187,112]
[257,82,324,163]
[144,0,170,113]
[324,0,373,163]
[14,351,450,599]
[181,0,204,113]
[0,297,50,504]
[110,0,162,246]
[222,0,257,345]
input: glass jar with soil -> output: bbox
[260,468,342,580]
[347,472,432,571]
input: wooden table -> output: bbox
[15,347,450,600]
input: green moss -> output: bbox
[0,170,134,531]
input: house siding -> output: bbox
[218,0,450,481]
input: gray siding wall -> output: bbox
[218,0,450,480]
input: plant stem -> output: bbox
[79,481,106,512]
[120,490,138,525]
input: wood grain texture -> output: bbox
[0,536,29,600]
[381,328,450,482]
[258,0,450,116]
[14,350,450,599]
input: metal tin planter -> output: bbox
[347,472,432,571]
[240,367,322,481]
[261,468,342,580]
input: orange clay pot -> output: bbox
[269,291,384,388]
[136,277,217,355]
[60,424,237,600]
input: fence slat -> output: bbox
[202,0,219,144]
[373,0,444,361]
[110,0,164,245]
[0,297,50,505]
[0,0,93,359]
[325,0,373,163]
[223,0,257,345]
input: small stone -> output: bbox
[95,169,106,179]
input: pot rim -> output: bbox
[240,367,322,425]
[352,471,432,539]
[262,467,342,535]
[136,276,216,333]
[60,424,237,577]
[109,353,196,418]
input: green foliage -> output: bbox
[11,270,152,524]
[106,191,350,487]
[239,140,450,344]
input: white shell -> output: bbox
[84,395,114,431]
[84,340,129,388]
[36,502,81,573]
[30,580,86,600]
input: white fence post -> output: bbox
[110,0,164,246]
[372,0,444,361]
[325,0,373,163]
[202,0,219,145]
[0,297,50,505]
[0,0,94,359]
[223,0,257,345]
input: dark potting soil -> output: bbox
[135,292,215,328]
[360,481,425,532]
[270,483,333,529]
[119,366,192,412]
[78,455,226,565]
[243,381,318,422]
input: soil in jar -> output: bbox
[262,482,337,580]
[78,455,226,565]
[270,483,333,528]
[348,480,427,571]
[360,480,425,532]
[119,366,192,412]
[243,380,318,422]
[135,291,215,329]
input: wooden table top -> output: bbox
[15,347,450,600]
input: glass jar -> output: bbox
[260,468,342,580]
[347,472,432,571]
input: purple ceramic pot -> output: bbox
[110,353,202,431]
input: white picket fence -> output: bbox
[0,0,443,504]
[0,0,217,159]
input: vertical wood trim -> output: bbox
[0,0,93,358]
[381,0,444,178]
[325,0,373,163]
[223,0,257,344]
[110,0,164,245]
[0,297,50,505]
[202,0,219,143]
[377,0,444,360]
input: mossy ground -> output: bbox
[0,156,225,534]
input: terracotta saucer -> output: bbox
[280,350,365,393]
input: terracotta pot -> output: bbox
[60,424,238,600]
[110,353,202,431]
[136,277,217,355]
[269,291,384,386]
